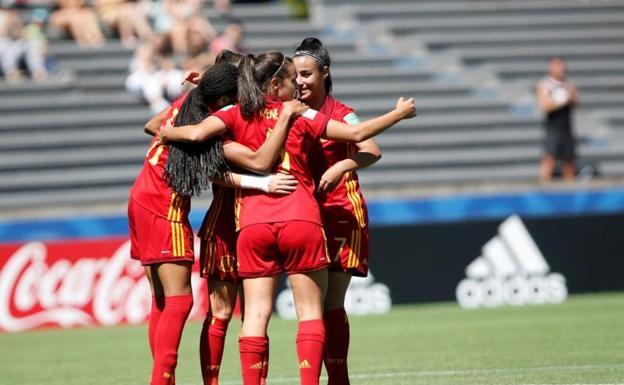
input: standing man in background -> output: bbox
[536,57,580,182]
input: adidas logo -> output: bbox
[299,359,312,369]
[250,361,264,370]
[276,271,391,319]
[456,215,568,309]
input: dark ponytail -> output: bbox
[164,63,239,197]
[294,37,332,94]
[238,51,292,118]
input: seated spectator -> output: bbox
[96,0,152,48]
[125,33,185,113]
[49,0,105,47]
[209,18,244,54]
[0,7,49,82]
[166,0,215,55]
[183,21,215,71]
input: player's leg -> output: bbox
[280,221,330,385]
[324,272,352,385]
[562,136,577,180]
[289,271,328,385]
[539,154,555,183]
[236,223,282,385]
[323,222,369,385]
[152,262,194,385]
[200,279,239,385]
[239,276,278,385]
[145,265,165,358]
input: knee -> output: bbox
[210,304,235,321]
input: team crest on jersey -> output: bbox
[302,108,318,120]
[343,112,360,125]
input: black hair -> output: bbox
[294,37,332,94]
[164,63,239,197]
[238,51,292,119]
[215,49,244,67]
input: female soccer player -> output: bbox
[129,62,306,385]
[159,51,416,385]
[293,37,381,385]
[144,50,279,385]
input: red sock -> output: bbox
[296,319,325,385]
[149,296,165,358]
[260,336,269,385]
[324,308,350,385]
[200,315,230,385]
[151,294,194,385]
[239,336,268,385]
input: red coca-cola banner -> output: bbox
[0,237,208,333]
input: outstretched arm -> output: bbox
[318,139,382,193]
[222,100,308,174]
[323,97,416,142]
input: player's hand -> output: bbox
[281,100,309,118]
[156,116,175,144]
[182,70,201,85]
[318,163,346,193]
[267,173,298,194]
[395,97,417,119]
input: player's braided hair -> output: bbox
[294,37,332,94]
[238,51,292,119]
[164,63,238,197]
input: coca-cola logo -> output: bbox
[0,239,207,332]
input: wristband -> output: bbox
[240,174,270,193]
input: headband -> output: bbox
[272,55,287,78]
[294,51,328,67]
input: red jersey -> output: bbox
[309,96,368,228]
[212,97,331,230]
[199,183,236,241]
[129,95,190,221]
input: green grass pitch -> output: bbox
[1,292,623,385]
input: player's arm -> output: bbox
[318,139,381,193]
[144,107,169,136]
[222,100,308,174]
[214,172,298,195]
[322,97,416,142]
[536,82,563,113]
[568,83,580,108]
[159,115,228,143]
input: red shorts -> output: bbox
[128,198,194,265]
[324,220,369,277]
[236,221,330,278]
[199,233,239,283]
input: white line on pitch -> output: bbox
[178,363,624,385]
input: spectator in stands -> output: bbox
[125,33,185,113]
[49,0,105,47]
[536,57,580,182]
[209,18,244,55]
[0,7,49,82]
[166,0,216,55]
[183,21,215,71]
[95,0,152,48]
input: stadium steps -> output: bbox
[2,0,624,212]
[0,126,150,152]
